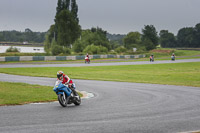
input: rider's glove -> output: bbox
[64,83,69,87]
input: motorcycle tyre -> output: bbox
[73,91,81,106]
[58,94,68,107]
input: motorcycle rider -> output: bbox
[57,71,76,98]
[150,54,154,62]
[85,53,90,63]
[171,53,175,61]
[86,53,90,59]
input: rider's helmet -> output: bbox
[57,71,64,80]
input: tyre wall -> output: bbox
[0,54,146,62]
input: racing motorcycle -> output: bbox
[85,57,90,64]
[171,55,175,61]
[53,80,81,107]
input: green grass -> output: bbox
[0,82,56,105]
[175,50,200,56]
[147,49,200,58]
[0,81,83,106]
[0,62,200,87]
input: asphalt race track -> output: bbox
[0,59,200,133]
[0,58,200,68]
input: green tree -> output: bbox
[193,23,200,47]
[0,29,45,43]
[64,0,70,10]
[123,32,141,49]
[45,0,81,53]
[56,10,72,47]
[73,39,85,53]
[56,0,64,16]
[44,25,55,52]
[54,0,81,48]
[159,30,176,48]
[71,0,79,22]
[83,44,108,54]
[74,28,111,51]
[142,25,159,50]
[115,46,127,53]
[142,38,154,51]
[177,27,194,47]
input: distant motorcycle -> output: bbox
[85,57,90,64]
[171,56,175,61]
[53,80,81,107]
[150,55,154,62]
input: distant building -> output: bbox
[23,41,28,45]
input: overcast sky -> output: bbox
[0,0,200,35]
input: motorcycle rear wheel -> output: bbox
[73,91,81,105]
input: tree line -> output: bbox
[160,23,200,48]
[1,0,199,55]
[0,28,45,43]
[44,0,81,55]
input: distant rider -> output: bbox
[171,53,175,61]
[86,53,90,59]
[85,53,90,63]
[150,54,154,62]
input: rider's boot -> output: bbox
[66,93,73,104]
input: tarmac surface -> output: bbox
[0,59,200,133]
[0,58,200,68]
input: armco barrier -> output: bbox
[5,56,20,62]
[33,56,45,61]
[20,56,33,61]
[0,57,5,62]
[45,56,56,61]
[56,56,66,61]
[0,54,146,62]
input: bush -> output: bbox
[115,46,127,53]
[83,44,108,54]
[63,47,71,55]
[51,45,64,55]
[73,40,85,53]
[6,46,20,53]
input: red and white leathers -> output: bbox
[86,53,89,59]
[58,74,75,89]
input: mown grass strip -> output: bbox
[0,81,83,106]
[0,62,200,87]
[0,81,56,105]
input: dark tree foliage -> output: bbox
[89,27,111,50]
[71,0,79,22]
[106,33,125,49]
[159,23,200,48]
[159,30,176,48]
[56,9,81,47]
[106,33,125,43]
[192,23,200,47]
[64,0,70,10]
[123,32,141,49]
[46,0,81,50]
[142,25,159,50]
[56,0,64,16]
[0,29,45,43]
[177,27,195,48]
[72,27,111,53]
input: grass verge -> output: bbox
[0,81,83,106]
[0,62,200,87]
[0,81,56,106]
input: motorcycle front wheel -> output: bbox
[58,93,68,107]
